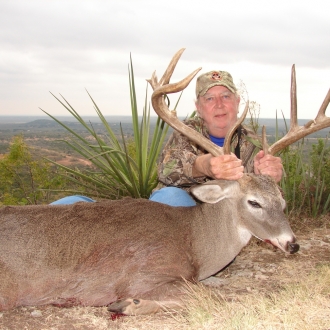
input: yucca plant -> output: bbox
[40,56,173,199]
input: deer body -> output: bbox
[0,174,298,314]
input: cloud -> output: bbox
[0,0,329,118]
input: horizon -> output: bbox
[0,115,323,124]
[1,115,329,139]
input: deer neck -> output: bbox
[191,201,252,280]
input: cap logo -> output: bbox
[211,72,222,80]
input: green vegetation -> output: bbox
[0,135,68,205]
[280,137,330,216]
[40,57,170,199]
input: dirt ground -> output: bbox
[0,217,329,330]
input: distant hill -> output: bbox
[0,116,329,139]
[25,119,62,128]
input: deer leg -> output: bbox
[107,280,187,315]
[108,298,183,315]
[201,276,230,287]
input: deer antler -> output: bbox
[147,48,249,156]
[148,51,330,164]
[267,65,330,155]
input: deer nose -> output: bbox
[288,243,300,254]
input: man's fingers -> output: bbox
[213,165,244,180]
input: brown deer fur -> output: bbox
[0,174,298,315]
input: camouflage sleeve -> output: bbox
[157,130,208,187]
[157,122,262,188]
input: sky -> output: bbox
[0,0,329,119]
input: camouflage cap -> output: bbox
[195,70,237,98]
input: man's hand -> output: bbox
[254,150,283,182]
[193,153,244,180]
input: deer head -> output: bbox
[147,48,330,157]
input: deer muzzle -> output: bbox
[288,242,300,254]
[265,237,300,254]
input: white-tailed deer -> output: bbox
[0,49,329,315]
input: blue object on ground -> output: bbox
[149,187,196,207]
[50,195,95,205]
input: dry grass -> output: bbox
[108,264,330,330]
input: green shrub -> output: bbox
[0,135,68,205]
[280,137,330,217]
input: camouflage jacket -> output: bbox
[157,116,262,191]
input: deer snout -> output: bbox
[267,235,299,254]
[285,235,299,254]
[288,242,300,254]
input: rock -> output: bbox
[30,310,42,318]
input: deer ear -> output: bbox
[191,182,235,204]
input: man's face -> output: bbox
[196,85,240,138]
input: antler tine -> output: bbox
[267,65,330,155]
[147,48,187,91]
[263,65,298,156]
[290,64,298,130]
[152,67,202,96]
[223,101,250,154]
[159,48,186,86]
[147,71,159,90]
[315,88,330,121]
[262,126,269,155]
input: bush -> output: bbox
[0,135,68,205]
[280,137,330,216]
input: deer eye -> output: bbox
[248,200,261,208]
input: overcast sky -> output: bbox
[0,0,329,119]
